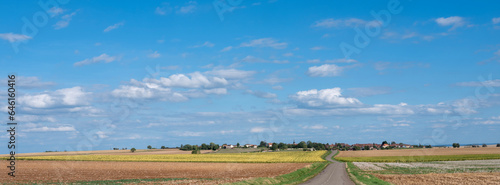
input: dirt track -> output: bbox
[301,150,354,185]
[1,160,309,183]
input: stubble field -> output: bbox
[1,160,310,184]
[336,147,500,162]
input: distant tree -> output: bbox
[147,145,152,149]
[237,143,240,148]
[271,143,278,151]
[483,144,487,147]
[391,141,396,145]
[259,141,267,147]
[452,143,460,148]
[130,148,136,152]
[297,141,307,148]
[381,141,388,146]
[191,150,201,154]
[364,146,370,150]
[161,146,166,149]
[425,145,432,148]
[353,146,361,151]
[307,141,313,148]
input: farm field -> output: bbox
[337,147,500,157]
[0,160,309,184]
[346,155,500,184]
[0,149,212,157]
[375,172,500,185]
[336,147,500,162]
[14,151,327,163]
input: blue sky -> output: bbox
[1,0,500,153]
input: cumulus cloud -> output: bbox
[290,87,361,108]
[104,22,125,32]
[19,87,91,108]
[0,33,32,43]
[435,16,465,30]
[240,38,287,49]
[111,69,254,101]
[74,53,117,66]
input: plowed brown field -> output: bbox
[1,160,309,183]
[337,147,500,157]
[375,172,500,185]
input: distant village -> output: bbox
[178,140,424,152]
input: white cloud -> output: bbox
[221,46,233,52]
[20,86,91,108]
[312,18,379,28]
[148,51,161,58]
[146,72,228,88]
[53,12,76,29]
[246,90,277,99]
[240,38,287,49]
[291,87,361,108]
[455,79,500,87]
[25,126,76,132]
[176,1,197,14]
[192,41,215,48]
[283,52,293,57]
[155,4,172,15]
[306,64,344,77]
[302,124,327,129]
[435,16,465,30]
[172,131,204,137]
[493,17,500,24]
[74,53,117,66]
[0,33,32,43]
[48,7,64,17]
[250,127,265,133]
[104,22,125,32]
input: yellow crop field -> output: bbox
[16,151,326,163]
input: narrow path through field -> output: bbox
[301,150,355,185]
